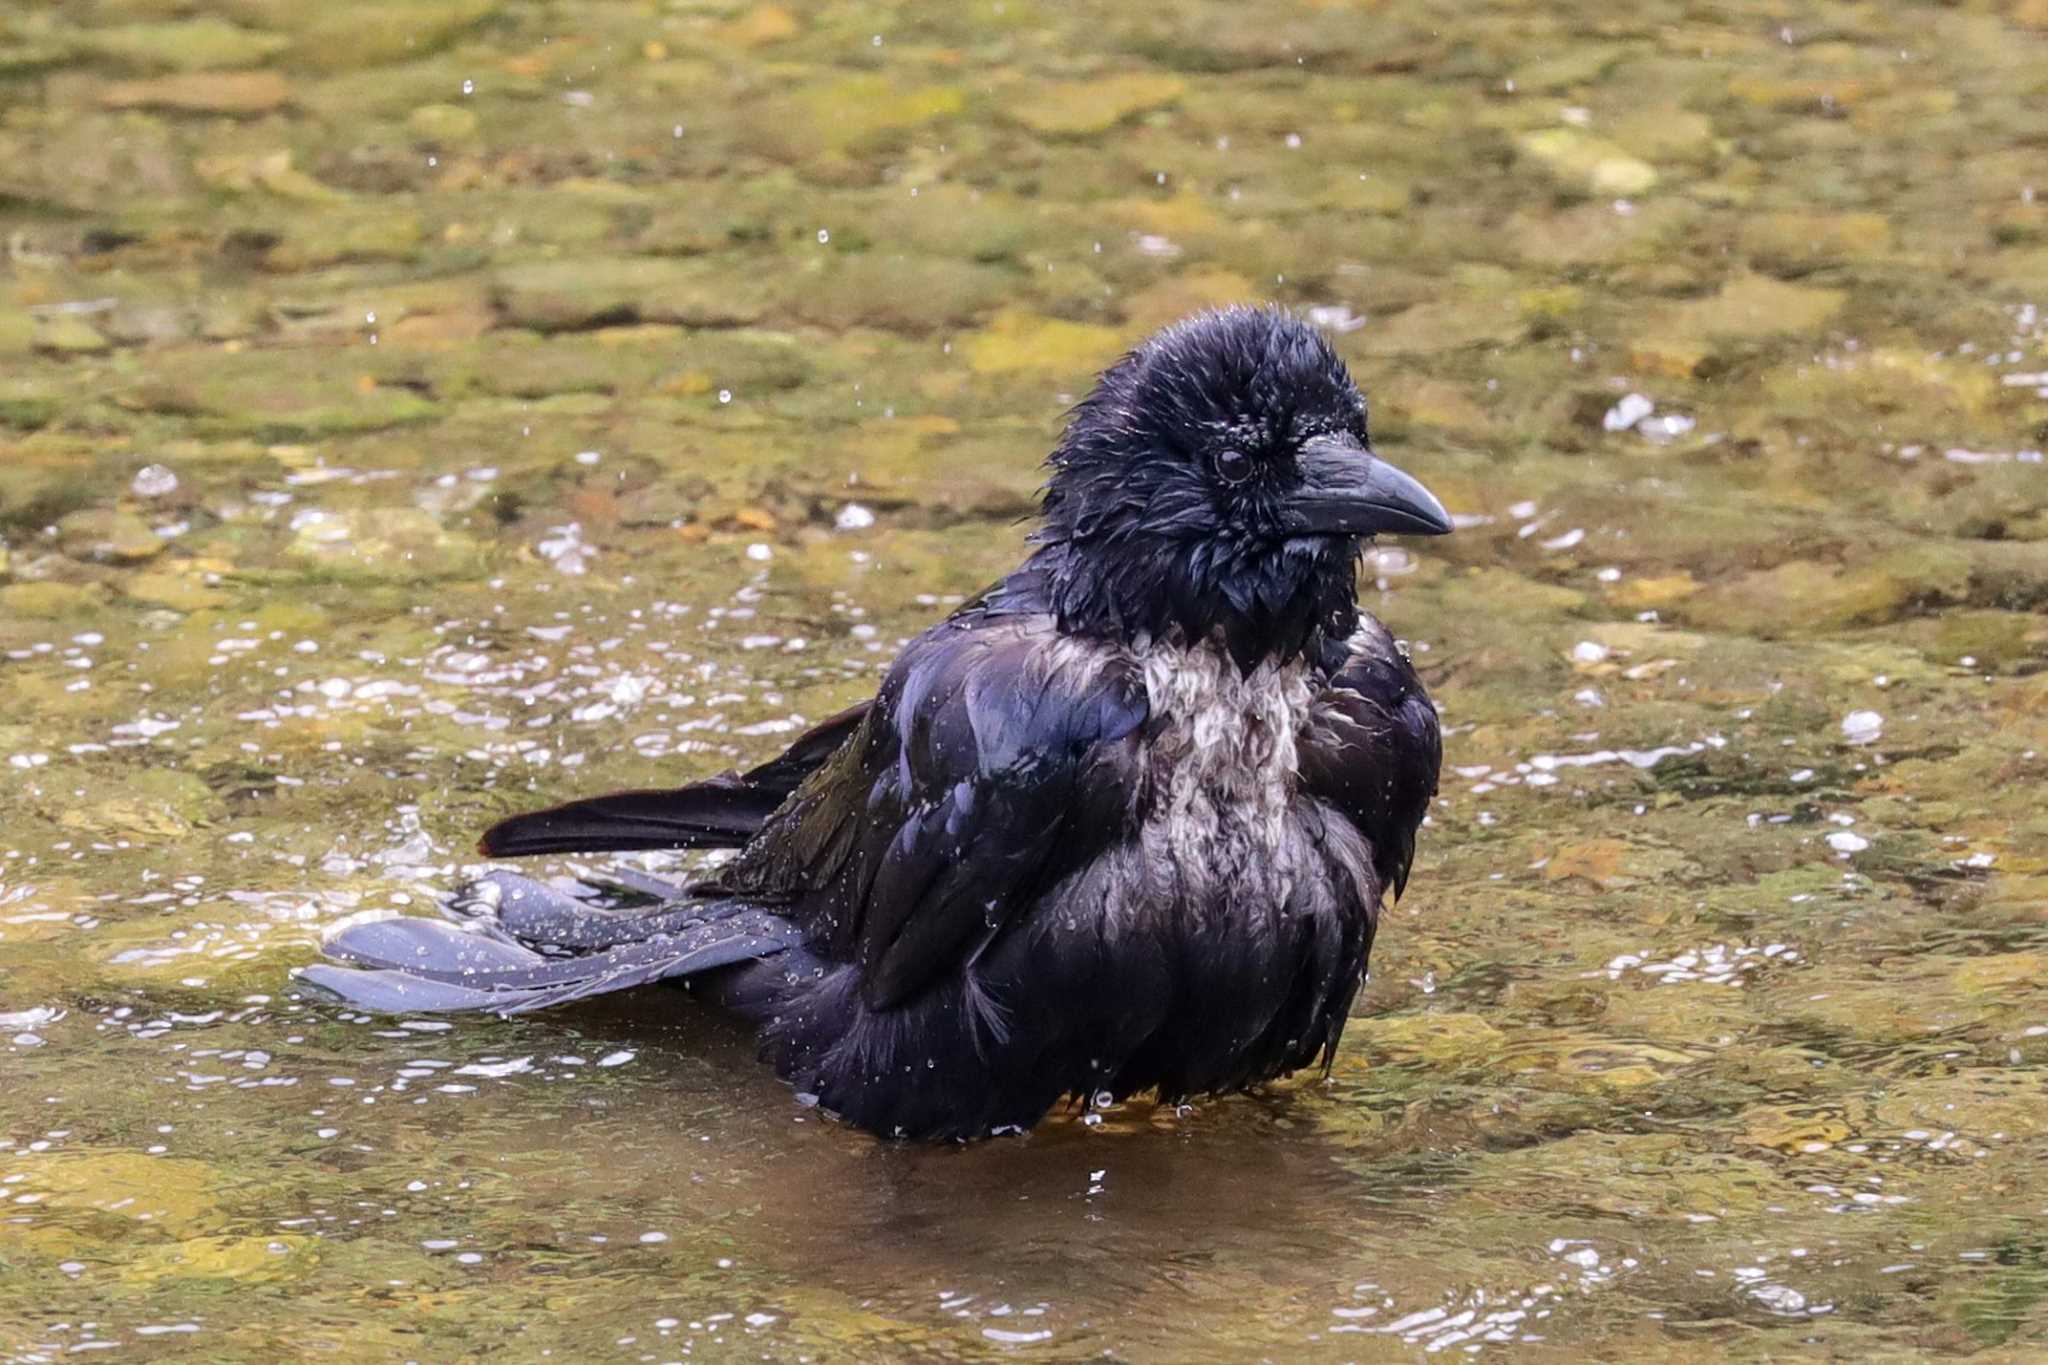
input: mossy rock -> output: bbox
[494,257,774,331]
[789,254,1010,333]
[77,19,291,72]
[1004,74,1184,137]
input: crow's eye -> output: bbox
[1213,449,1252,485]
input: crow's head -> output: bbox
[1033,307,1451,670]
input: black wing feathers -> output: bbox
[1300,625,1441,899]
[730,618,1148,1012]
[736,702,874,793]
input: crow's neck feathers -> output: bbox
[1024,537,1360,677]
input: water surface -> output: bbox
[3,0,2047,1358]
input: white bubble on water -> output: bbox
[1603,392,1654,431]
[131,464,179,498]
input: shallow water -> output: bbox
[3,0,2047,1358]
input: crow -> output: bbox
[301,306,1452,1140]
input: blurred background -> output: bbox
[1,0,2046,1358]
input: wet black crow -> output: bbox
[302,306,1452,1140]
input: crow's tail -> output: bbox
[296,870,801,1015]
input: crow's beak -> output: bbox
[1284,436,1453,538]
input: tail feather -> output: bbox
[586,867,694,900]
[477,780,776,857]
[296,963,518,1014]
[456,869,717,950]
[315,914,537,979]
[473,702,872,859]
[300,874,803,1016]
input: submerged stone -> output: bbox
[407,102,480,143]
[1737,1104,1853,1152]
[263,208,426,270]
[1464,1131,1783,1221]
[1516,127,1659,196]
[78,19,290,72]
[1924,608,2038,670]
[194,149,344,201]
[1738,211,1893,269]
[99,70,290,115]
[1762,347,1998,427]
[1681,559,1914,635]
[1541,837,1695,890]
[794,254,1007,333]
[495,258,769,331]
[1352,297,1523,356]
[1609,107,1718,164]
[281,0,500,72]
[5,1151,223,1231]
[33,315,112,355]
[1508,47,1626,93]
[1952,952,2048,996]
[793,75,966,153]
[711,3,801,47]
[1120,271,1258,331]
[122,1233,315,1285]
[58,509,165,562]
[1626,336,1710,379]
[1873,1068,2048,1141]
[1006,74,1185,136]
[0,310,36,357]
[1658,273,1846,339]
[1726,72,1876,113]
[964,310,1124,378]
[1386,378,1495,433]
[122,570,228,611]
[44,767,225,839]
[0,580,106,617]
[1368,1011,1507,1066]
[288,506,483,580]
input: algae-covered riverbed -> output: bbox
[3,0,2048,1358]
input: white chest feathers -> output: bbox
[1138,641,1316,836]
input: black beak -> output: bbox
[1284,436,1453,538]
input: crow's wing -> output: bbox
[1299,617,1441,899]
[476,703,872,857]
[729,614,1148,1011]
